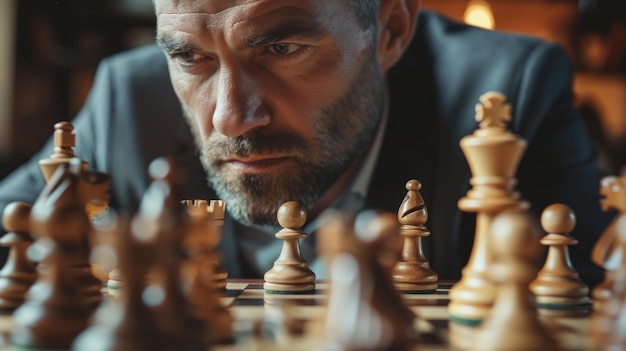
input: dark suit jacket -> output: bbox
[0,10,614,285]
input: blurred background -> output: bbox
[0,0,625,178]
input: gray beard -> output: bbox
[185,51,384,227]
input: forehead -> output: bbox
[155,0,352,21]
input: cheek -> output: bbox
[169,69,216,138]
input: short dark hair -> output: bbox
[351,0,382,29]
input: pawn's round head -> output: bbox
[277,201,307,229]
[541,203,576,235]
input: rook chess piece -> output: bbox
[264,201,315,294]
[472,211,561,351]
[0,202,37,312]
[182,199,228,290]
[392,179,438,293]
[183,200,234,345]
[530,203,592,316]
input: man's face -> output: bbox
[156,0,385,226]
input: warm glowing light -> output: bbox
[464,0,495,30]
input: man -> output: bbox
[0,0,614,285]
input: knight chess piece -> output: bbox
[591,173,626,312]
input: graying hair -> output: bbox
[351,0,382,30]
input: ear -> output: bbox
[377,0,420,71]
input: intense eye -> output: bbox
[268,43,303,56]
[171,51,204,64]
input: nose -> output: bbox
[212,66,270,137]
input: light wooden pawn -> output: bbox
[0,202,37,312]
[472,211,561,351]
[264,201,315,293]
[530,203,591,316]
[392,179,438,293]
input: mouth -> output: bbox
[221,155,294,174]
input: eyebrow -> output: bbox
[156,21,325,53]
[156,34,200,53]
[243,22,325,49]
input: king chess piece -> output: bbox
[264,201,316,294]
[448,91,530,326]
[392,179,438,293]
[530,203,591,316]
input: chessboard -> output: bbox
[149,279,593,351]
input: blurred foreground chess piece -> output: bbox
[589,214,626,350]
[181,199,228,290]
[592,173,626,311]
[38,121,111,282]
[317,210,417,351]
[448,91,530,325]
[182,199,233,344]
[137,158,205,351]
[472,211,561,351]
[530,204,591,316]
[11,160,98,349]
[0,202,37,312]
[264,201,316,294]
[73,213,165,351]
[392,179,438,293]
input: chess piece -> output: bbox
[448,91,530,325]
[182,199,228,290]
[38,121,87,182]
[392,179,438,293]
[183,200,234,345]
[11,161,96,349]
[106,268,123,297]
[73,213,165,351]
[317,210,417,350]
[137,157,204,351]
[589,214,626,350]
[591,173,626,311]
[0,202,37,312]
[264,201,316,294]
[530,203,592,316]
[472,211,561,351]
